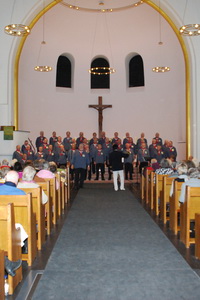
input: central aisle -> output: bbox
[33,183,200,300]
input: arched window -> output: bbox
[56,55,71,88]
[91,58,110,89]
[129,55,145,87]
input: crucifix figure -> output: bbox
[89,96,112,137]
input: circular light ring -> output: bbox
[88,67,116,75]
[59,1,143,13]
[34,66,52,72]
[179,24,200,36]
[4,24,31,36]
[152,66,170,73]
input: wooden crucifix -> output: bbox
[89,96,112,137]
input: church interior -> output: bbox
[1,0,200,299]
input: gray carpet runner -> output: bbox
[32,183,200,300]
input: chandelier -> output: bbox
[34,1,52,72]
[179,0,200,36]
[88,67,116,75]
[152,0,170,73]
[4,0,31,36]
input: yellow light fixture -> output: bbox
[88,67,116,75]
[152,66,170,73]
[152,0,170,73]
[179,0,200,36]
[4,0,31,36]
[34,1,52,72]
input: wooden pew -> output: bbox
[0,203,22,295]
[180,186,200,248]
[140,168,145,200]
[55,172,62,217]
[160,176,174,224]
[20,187,45,251]
[154,174,168,216]
[149,171,155,210]
[145,169,152,205]
[66,166,71,203]
[43,177,58,225]
[169,180,183,235]
[37,180,52,235]
[0,194,37,266]
[195,213,200,259]
[0,249,4,299]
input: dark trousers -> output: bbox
[125,163,133,180]
[74,168,86,188]
[95,163,105,180]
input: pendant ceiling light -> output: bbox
[4,0,31,36]
[34,0,52,72]
[179,0,200,36]
[152,0,170,73]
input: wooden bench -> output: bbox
[37,180,52,235]
[140,168,145,200]
[43,177,58,225]
[180,186,200,248]
[145,169,152,205]
[0,194,37,266]
[0,249,4,299]
[169,180,183,235]
[0,203,22,295]
[160,176,174,224]
[66,166,71,204]
[195,213,200,259]
[20,187,46,251]
[149,171,155,210]
[154,174,168,216]
[55,173,62,216]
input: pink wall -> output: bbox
[18,3,186,160]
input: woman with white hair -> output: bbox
[17,166,48,204]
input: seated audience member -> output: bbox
[169,161,189,197]
[13,161,23,179]
[0,170,26,195]
[155,158,174,175]
[12,145,23,163]
[188,156,199,168]
[185,159,196,170]
[35,146,47,160]
[137,132,148,149]
[17,166,48,204]
[179,168,200,203]
[0,167,10,184]
[154,132,163,145]
[49,162,58,174]
[0,159,10,170]
[36,160,59,190]
[63,131,73,152]
[49,131,58,148]
[4,256,22,277]
[35,131,46,151]
[150,158,160,171]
